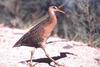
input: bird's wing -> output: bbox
[13,32,31,47]
[13,18,49,47]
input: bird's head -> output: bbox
[49,6,65,14]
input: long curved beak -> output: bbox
[58,5,66,14]
[57,9,65,14]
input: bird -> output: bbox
[13,6,65,66]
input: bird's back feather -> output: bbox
[13,19,49,48]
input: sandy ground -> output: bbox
[0,27,100,67]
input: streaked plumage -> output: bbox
[13,6,65,66]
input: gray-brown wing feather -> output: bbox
[13,18,49,48]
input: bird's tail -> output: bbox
[13,40,21,47]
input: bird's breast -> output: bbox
[42,21,57,39]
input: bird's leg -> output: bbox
[28,49,36,67]
[31,50,34,63]
[40,44,63,66]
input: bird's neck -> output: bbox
[48,10,57,24]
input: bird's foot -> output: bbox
[28,62,38,67]
[55,64,66,67]
[51,61,66,67]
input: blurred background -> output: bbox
[0,0,100,47]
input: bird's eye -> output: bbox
[53,6,57,9]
